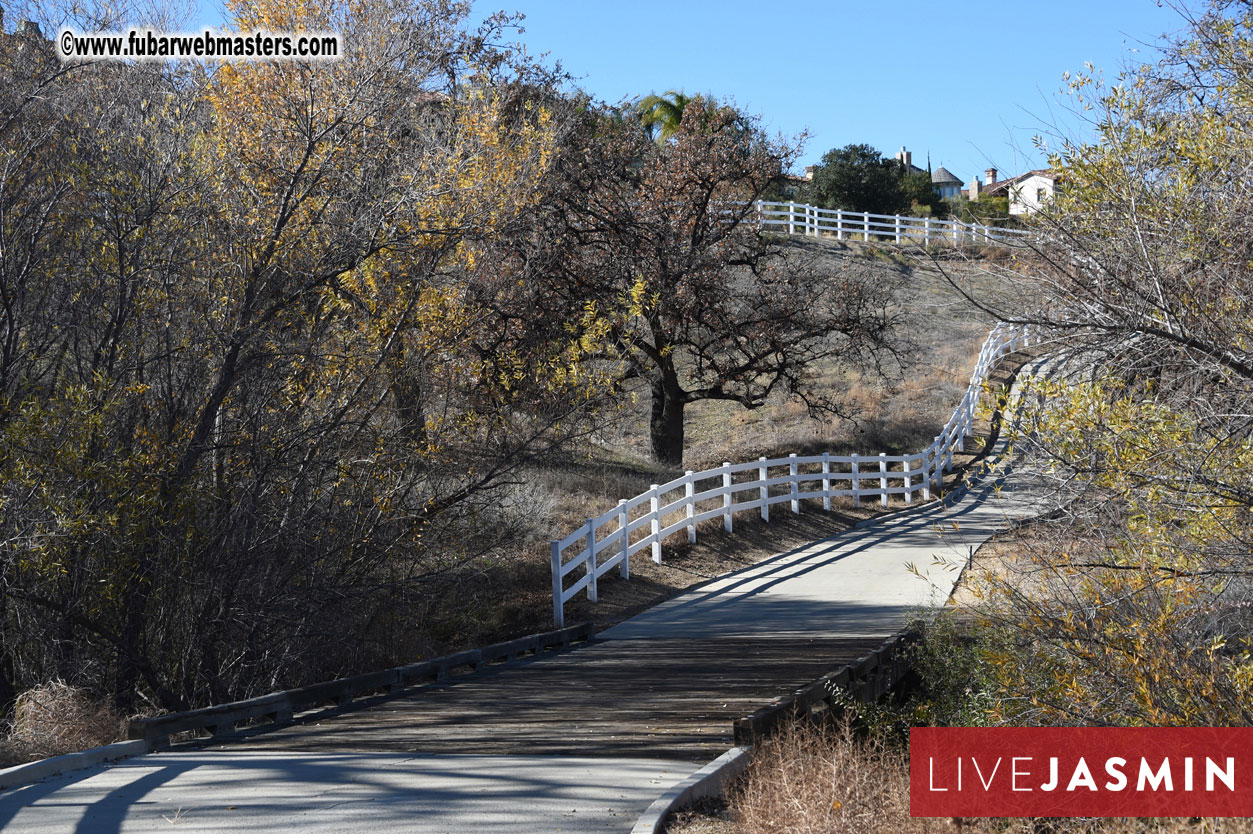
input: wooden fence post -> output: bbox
[650,486,661,563]
[922,449,932,501]
[551,540,564,627]
[789,453,800,514]
[759,457,769,522]
[837,209,845,241]
[924,216,931,246]
[585,525,598,601]
[956,393,967,452]
[894,214,902,243]
[879,453,889,508]
[851,454,861,507]
[685,472,696,543]
[618,500,630,579]
[863,211,870,240]
[788,201,796,235]
[722,465,733,532]
[822,452,831,511]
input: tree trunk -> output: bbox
[649,375,685,466]
[0,594,18,717]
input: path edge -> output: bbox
[631,746,750,834]
[0,740,150,792]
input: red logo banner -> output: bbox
[910,727,1253,817]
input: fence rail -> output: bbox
[550,322,1034,627]
[753,200,1028,246]
[128,623,595,748]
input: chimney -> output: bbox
[985,167,997,185]
[804,165,815,182]
[896,146,912,168]
[19,20,42,37]
[968,178,981,201]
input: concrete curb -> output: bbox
[631,746,750,834]
[0,739,150,792]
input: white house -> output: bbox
[983,169,1058,215]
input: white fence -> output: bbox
[549,322,1035,627]
[754,200,1029,246]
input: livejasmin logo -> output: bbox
[927,753,1235,793]
[910,727,1253,818]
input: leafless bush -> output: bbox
[0,681,124,766]
[732,721,918,834]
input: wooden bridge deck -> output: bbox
[214,635,884,762]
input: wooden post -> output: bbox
[931,438,943,489]
[924,216,931,246]
[903,459,913,505]
[759,457,769,522]
[650,486,661,563]
[551,540,564,627]
[894,214,901,243]
[585,524,598,601]
[921,450,932,501]
[822,452,831,511]
[789,453,800,514]
[851,454,861,508]
[863,211,870,241]
[788,201,796,235]
[722,465,733,532]
[879,453,889,508]
[618,500,630,579]
[837,209,845,241]
[685,472,696,544]
[755,200,763,231]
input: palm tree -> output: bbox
[636,90,691,144]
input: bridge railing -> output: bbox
[753,200,1029,245]
[550,322,1034,627]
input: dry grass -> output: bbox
[0,681,124,768]
[669,721,1253,834]
[730,721,915,834]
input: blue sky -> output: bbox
[191,0,1189,185]
[471,0,1187,184]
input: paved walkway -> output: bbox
[0,361,1056,833]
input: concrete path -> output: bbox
[0,752,690,833]
[602,456,1053,643]
[0,360,1056,834]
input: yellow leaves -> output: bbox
[625,276,649,318]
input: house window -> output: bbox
[1036,187,1047,203]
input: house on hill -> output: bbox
[980,168,1057,215]
[931,166,963,200]
[894,147,966,201]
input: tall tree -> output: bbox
[960,0,1253,727]
[494,97,906,465]
[808,143,908,215]
[0,0,593,711]
[636,89,691,144]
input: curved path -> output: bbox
[0,363,1056,834]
